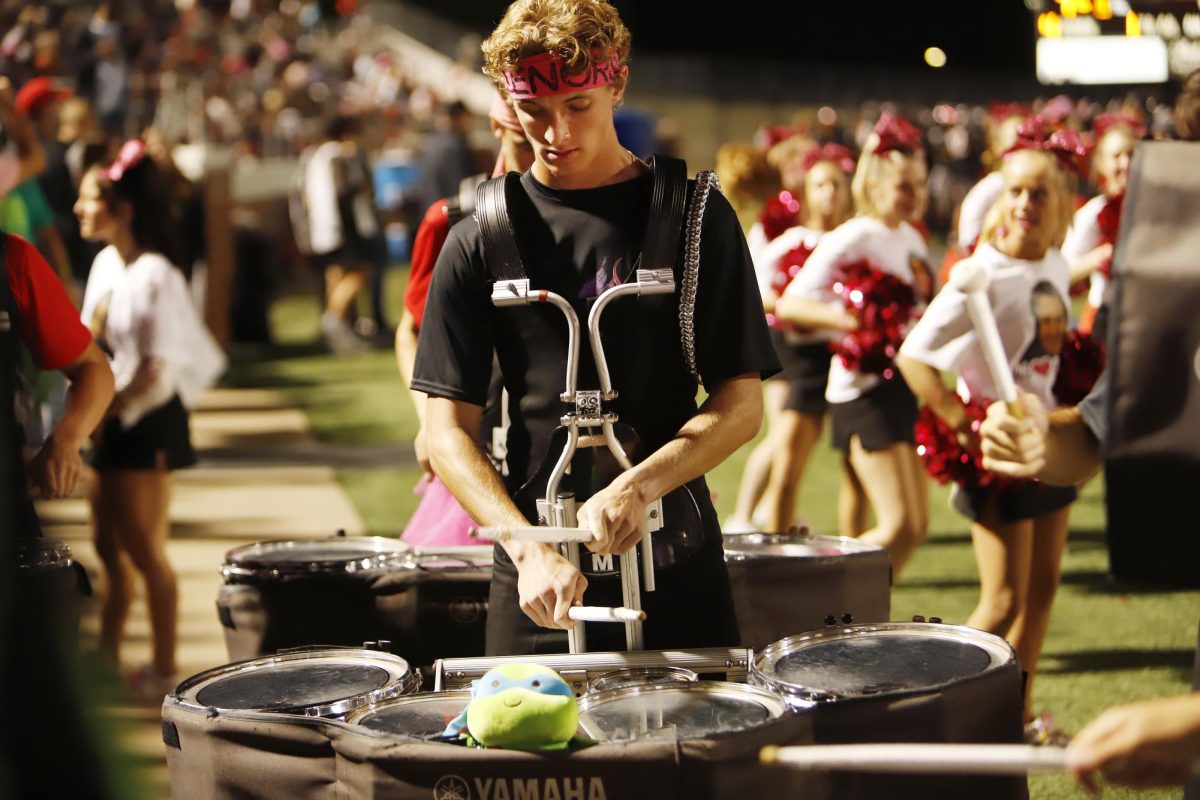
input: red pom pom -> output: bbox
[759,191,802,242]
[914,401,1010,489]
[831,260,917,375]
[1053,328,1106,406]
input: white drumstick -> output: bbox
[568,606,646,623]
[471,526,597,544]
[949,260,1021,412]
[761,744,1068,776]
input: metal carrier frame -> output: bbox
[472,158,719,654]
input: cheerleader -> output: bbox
[76,140,224,693]
[754,145,855,532]
[1062,116,1139,341]
[897,140,1079,733]
[776,113,932,572]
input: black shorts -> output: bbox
[91,395,197,472]
[953,480,1077,524]
[830,375,919,453]
[768,330,831,415]
[484,494,740,655]
[310,235,385,271]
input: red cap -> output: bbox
[15,76,71,115]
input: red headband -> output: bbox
[1006,118,1087,174]
[105,139,147,183]
[873,112,923,155]
[502,51,622,100]
[802,143,856,174]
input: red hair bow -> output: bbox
[988,102,1031,123]
[802,143,856,174]
[873,112,923,155]
[105,139,147,183]
[1093,112,1146,139]
[1006,118,1087,174]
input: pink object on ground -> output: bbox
[400,475,479,547]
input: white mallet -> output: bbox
[761,744,1067,776]
[948,259,1022,416]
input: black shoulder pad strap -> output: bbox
[643,155,688,271]
[474,173,527,282]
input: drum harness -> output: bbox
[472,157,720,653]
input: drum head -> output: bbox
[175,649,419,716]
[588,666,697,694]
[752,623,1014,704]
[577,681,788,743]
[346,691,471,739]
[723,532,882,560]
[222,536,412,580]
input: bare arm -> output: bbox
[895,354,969,432]
[394,308,430,473]
[774,293,856,333]
[27,341,114,498]
[576,373,764,557]
[1069,243,1114,286]
[426,396,587,629]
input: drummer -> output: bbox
[411,0,779,654]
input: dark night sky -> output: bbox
[402,1,1037,75]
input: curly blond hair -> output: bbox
[481,0,632,97]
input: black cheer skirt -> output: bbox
[768,330,832,415]
[92,395,197,472]
[829,375,919,453]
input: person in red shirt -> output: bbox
[395,93,534,474]
[3,232,113,506]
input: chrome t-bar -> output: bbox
[488,270,677,653]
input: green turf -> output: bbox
[233,269,1198,800]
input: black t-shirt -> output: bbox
[412,168,779,505]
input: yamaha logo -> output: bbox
[433,775,471,800]
[433,775,608,800]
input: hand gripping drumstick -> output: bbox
[948,260,1023,416]
[761,744,1067,776]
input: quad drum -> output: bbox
[217,536,491,667]
[722,531,891,648]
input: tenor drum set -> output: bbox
[154,527,1030,800]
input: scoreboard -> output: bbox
[1033,0,1200,84]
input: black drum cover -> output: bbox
[1105,142,1200,586]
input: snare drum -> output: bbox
[217,537,492,667]
[577,681,790,743]
[723,532,891,648]
[345,691,471,740]
[163,648,420,800]
[751,623,1027,800]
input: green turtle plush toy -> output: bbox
[443,664,579,751]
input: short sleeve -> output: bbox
[898,282,974,373]
[403,200,452,325]
[410,227,495,406]
[691,190,780,388]
[7,234,91,370]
